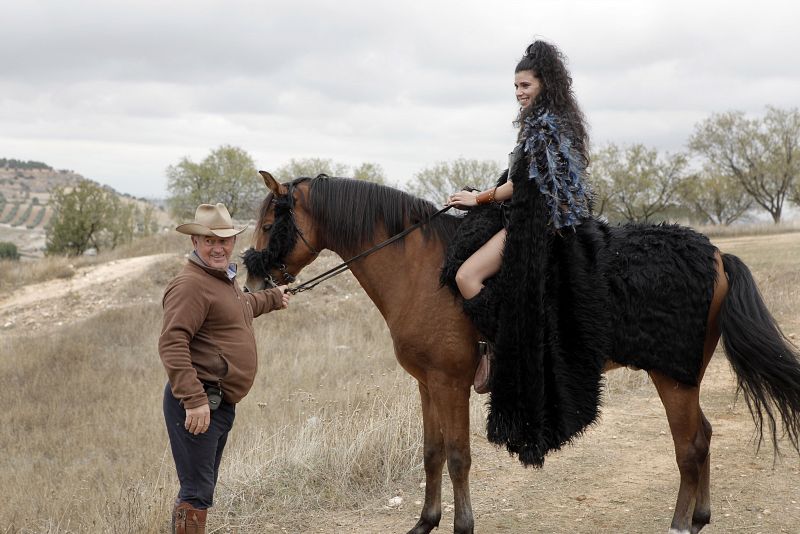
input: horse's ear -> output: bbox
[259,170,288,196]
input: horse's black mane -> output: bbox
[273,175,462,254]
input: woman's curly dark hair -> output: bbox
[515,40,589,165]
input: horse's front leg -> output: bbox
[428,373,474,534]
[408,383,445,534]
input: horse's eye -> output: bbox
[262,223,273,232]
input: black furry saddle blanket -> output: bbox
[441,198,717,467]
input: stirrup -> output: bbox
[473,341,492,394]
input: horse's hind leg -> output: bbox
[409,383,445,534]
[650,371,710,534]
[690,339,720,532]
[688,250,726,533]
[692,410,713,532]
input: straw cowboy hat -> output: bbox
[175,203,247,237]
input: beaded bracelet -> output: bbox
[476,187,499,205]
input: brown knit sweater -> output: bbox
[158,256,283,409]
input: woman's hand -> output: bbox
[446,190,479,210]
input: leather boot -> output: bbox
[462,289,499,394]
[473,341,493,394]
[173,502,208,534]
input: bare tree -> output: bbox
[272,157,350,181]
[406,158,502,203]
[689,107,800,223]
[591,144,688,223]
[272,158,385,185]
[587,171,613,218]
[351,162,387,185]
[677,169,752,225]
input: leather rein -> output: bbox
[256,186,453,295]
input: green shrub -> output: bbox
[0,241,19,260]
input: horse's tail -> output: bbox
[719,253,800,454]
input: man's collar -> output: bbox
[189,251,238,280]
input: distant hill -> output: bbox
[0,158,53,170]
[0,158,171,258]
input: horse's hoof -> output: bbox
[691,510,710,533]
[407,517,438,534]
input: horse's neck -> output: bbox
[331,233,443,322]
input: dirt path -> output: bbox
[311,356,800,533]
[0,253,176,331]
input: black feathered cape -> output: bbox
[442,149,717,469]
[488,167,609,467]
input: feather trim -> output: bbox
[522,109,590,229]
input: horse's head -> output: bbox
[243,171,322,292]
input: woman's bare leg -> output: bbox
[455,229,506,299]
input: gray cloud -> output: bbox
[1,0,798,198]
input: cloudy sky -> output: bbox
[1,0,798,199]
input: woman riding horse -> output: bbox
[446,40,607,467]
[446,40,591,397]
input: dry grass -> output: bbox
[1,252,427,532]
[714,232,800,326]
[1,231,798,532]
[695,220,800,239]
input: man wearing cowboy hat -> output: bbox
[159,203,290,534]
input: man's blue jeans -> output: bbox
[163,383,235,509]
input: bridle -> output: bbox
[245,180,452,295]
[245,181,319,290]
[269,215,319,288]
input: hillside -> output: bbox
[0,159,170,258]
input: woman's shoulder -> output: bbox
[522,107,569,131]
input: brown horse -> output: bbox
[244,171,800,534]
